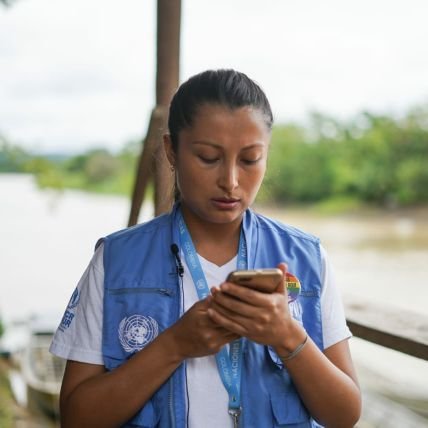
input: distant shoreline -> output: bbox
[3,171,428,219]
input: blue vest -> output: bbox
[99,205,324,427]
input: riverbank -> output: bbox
[256,198,428,220]
[0,358,59,428]
[0,358,14,427]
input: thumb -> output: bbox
[276,262,288,294]
[196,295,212,310]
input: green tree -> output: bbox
[0,136,30,172]
[84,149,119,184]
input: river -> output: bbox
[1,173,427,424]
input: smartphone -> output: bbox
[226,268,283,293]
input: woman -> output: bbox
[51,69,361,427]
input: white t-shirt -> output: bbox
[50,243,351,428]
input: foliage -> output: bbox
[259,107,428,207]
[0,135,31,172]
[1,105,428,207]
[35,141,140,196]
[0,134,141,195]
[0,0,15,7]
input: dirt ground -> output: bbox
[0,358,58,428]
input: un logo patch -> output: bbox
[118,315,159,353]
[67,287,80,310]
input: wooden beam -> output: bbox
[128,107,165,226]
[344,297,428,360]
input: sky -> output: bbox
[1,0,428,154]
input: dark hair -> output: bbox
[168,69,273,151]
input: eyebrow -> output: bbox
[191,141,265,150]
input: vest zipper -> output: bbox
[169,271,186,428]
[169,374,176,428]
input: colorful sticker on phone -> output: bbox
[285,272,301,303]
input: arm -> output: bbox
[208,263,361,428]
[60,329,182,428]
[60,298,239,428]
[275,324,361,427]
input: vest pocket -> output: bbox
[270,391,311,427]
[103,286,170,427]
[103,285,176,367]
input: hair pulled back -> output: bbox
[168,69,273,151]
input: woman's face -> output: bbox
[165,103,271,226]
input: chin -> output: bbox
[207,209,245,225]
[182,201,247,226]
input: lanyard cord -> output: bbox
[177,210,246,415]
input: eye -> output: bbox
[241,158,261,166]
[198,155,219,164]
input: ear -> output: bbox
[163,134,176,167]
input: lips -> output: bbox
[211,197,241,210]
[213,197,240,203]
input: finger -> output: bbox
[274,263,287,293]
[207,307,249,336]
[201,307,242,334]
[212,286,242,302]
[277,262,288,275]
[191,296,213,312]
[211,290,260,318]
[205,315,236,333]
[210,300,248,323]
[220,281,273,305]
[205,323,240,339]
[222,331,241,342]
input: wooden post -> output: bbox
[128,0,181,225]
[153,0,181,216]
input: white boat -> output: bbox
[20,314,65,418]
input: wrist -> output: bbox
[277,334,308,361]
[158,328,187,364]
[274,320,307,356]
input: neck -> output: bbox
[180,204,243,266]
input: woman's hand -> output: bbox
[167,297,240,359]
[208,263,361,427]
[59,298,239,428]
[207,263,303,350]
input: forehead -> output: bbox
[179,104,271,145]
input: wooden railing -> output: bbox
[344,297,428,360]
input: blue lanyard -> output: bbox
[177,210,246,415]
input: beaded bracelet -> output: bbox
[279,334,308,362]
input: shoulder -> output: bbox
[96,211,172,249]
[251,209,320,245]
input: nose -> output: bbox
[218,161,239,192]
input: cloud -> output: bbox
[0,0,156,152]
[1,0,428,152]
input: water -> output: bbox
[262,205,428,414]
[0,174,153,323]
[262,205,428,316]
[1,174,427,421]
